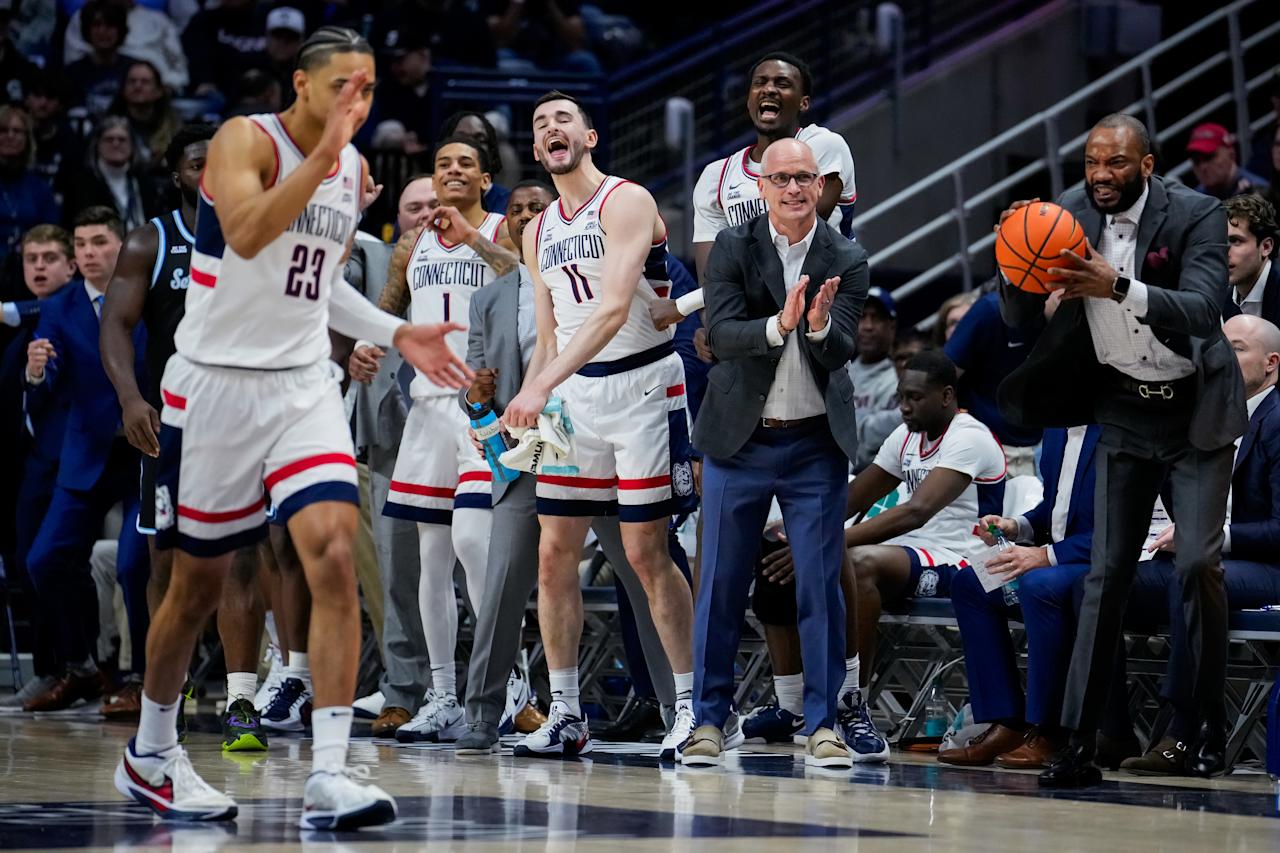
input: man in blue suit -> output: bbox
[21,206,149,713]
[938,424,1101,768]
[0,225,78,710]
[1120,313,1280,775]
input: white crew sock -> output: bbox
[136,693,180,755]
[842,655,861,697]
[226,672,258,703]
[774,673,805,716]
[286,651,311,688]
[430,663,457,699]
[672,671,694,705]
[311,706,353,774]
[549,667,581,717]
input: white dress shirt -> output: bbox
[1016,424,1087,566]
[516,263,537,368]
[1083,183,1195,382]
[761,218,830,420]
[1223,384,1276,553]
[1234,259,1271,316]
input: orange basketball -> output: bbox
[995,202,1087,294]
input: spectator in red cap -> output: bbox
[1187,122,1267,201]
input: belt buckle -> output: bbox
[1137,383,1173,400]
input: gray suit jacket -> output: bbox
[693,216,868,461]
[350,232,410,455]
[997,175,1246,451]
[457,269,526,505]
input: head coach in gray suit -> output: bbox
[683,138,868,768]
[995,115,1246,787]
[447,180,677,754]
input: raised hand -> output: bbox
[779,276,807,334]
[318,68,371,161]
[425,205,477,246]
[393,322,473,389]
[26,337,55,379]
[805,275,840,332]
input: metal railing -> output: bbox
[850,0,1280,320]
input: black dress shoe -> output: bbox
[1038,743,1104,788]
[595,697,665,742]
[1095,731,1142,771]
[1186,721,1227,778]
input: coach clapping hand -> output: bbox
[806,275,840,332]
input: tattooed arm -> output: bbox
[378,225,424,318]
[428,204,520,278]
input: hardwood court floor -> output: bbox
[0,713,1277,851]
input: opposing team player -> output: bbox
[371,135,519,743]
[503,91,698,759]
[100,124,269,752]
[114,28,470,829]
[650,51,856,328]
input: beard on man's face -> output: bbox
[1086,169,1146,214]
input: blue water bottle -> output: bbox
[989,523,1020,606]
[469,401,518,483]
[1266,677,1279,780]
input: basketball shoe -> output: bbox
[221,697,268,752]
[262,677,312,733]
[298,766,397,831]
[836,689,889,763]
[115,738,238,821]
[395,689,466,743]
[514,701,592,758]
[660,700,696,762]
[741,704,806,744]
[254,646,285,713]
[499,672,531,735]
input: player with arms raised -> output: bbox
[503,91,698,760]
[113,27,470,830]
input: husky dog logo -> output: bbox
[915,567,939,598]
[672,461,694,497]
[155,485,174,530]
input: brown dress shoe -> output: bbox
[1119,736,1188,776]
[23,670,105,712]
[372,706,411,738]
[101,681,144,720]
[995,728,1063,769]
[937,723,1026,766]
[514,701,548,733]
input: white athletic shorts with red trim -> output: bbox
[536,350,697,523]
[153,354,358,557]
[383,395,492,524]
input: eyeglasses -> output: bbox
[762,171,819,188]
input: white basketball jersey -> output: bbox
[405,211,506,398]
[177,113,362,370]
[873,413,1008,562]
[692,124,856,241]
[536,175,673,363]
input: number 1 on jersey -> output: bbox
[563,263,594,304]
[442,291,451,321]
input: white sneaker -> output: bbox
[395,690,466,743]
[352,691,385,720]
[499,672,531,735]
[299,766,397,831]
[261,677,312,733]
[722,710,745,751]
[254,646,284,714]
[514,701,591,758]
[115,738,238,821]
[660,701,696,762]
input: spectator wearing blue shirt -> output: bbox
[944,289,1042,475]
[0,106,60,274]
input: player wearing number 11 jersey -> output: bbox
[115,27,471,831]
[373,135,520,743]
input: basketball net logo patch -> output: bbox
[155,485,174,531]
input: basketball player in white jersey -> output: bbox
[366,135,519,742]
[650,51,856,329]
[114,28,470,829]
[503,91,698,760]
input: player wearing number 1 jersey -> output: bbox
[503,91,698,761]
[370,135,519,743]
[115,28,471,830]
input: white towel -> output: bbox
[499,396,580,475]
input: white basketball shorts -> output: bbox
[383,394,492,524]
[153,354,358,556]
[535,343,697,523]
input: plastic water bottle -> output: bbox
[469,402,518,482]
[923,680,949,739]
[1267,677,1279,780]
[990,523,1020,606]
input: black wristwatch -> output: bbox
[1112,275,1131,302]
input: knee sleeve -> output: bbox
[451,508,493,612]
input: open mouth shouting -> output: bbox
[755,97,782,122]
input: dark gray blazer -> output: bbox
[457,269,526,505]
[997,175,1246,451]
[350,233,409,455]
[693,215,868,461]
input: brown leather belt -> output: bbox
[760,415,825,429]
